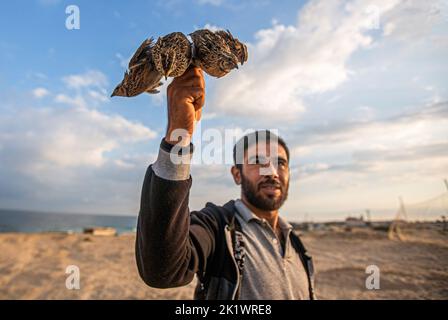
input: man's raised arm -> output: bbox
[135,67,215,288]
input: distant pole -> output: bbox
[445,179,448,222]
[365,209,371,223]
[399,196,408,221]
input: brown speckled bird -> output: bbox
[152,32,192,80]
[190,29,239,78]
[215,29,248,65]
[111,38,163,97]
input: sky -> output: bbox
[0,0,447,221]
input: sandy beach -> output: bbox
[1,224,447,300]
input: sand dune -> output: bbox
[0,224,447,299]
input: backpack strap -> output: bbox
[229,214,246,300]
[222,200,247,275]
[230,217,246,274]
[290,233,316,300]
[196,200,245,300]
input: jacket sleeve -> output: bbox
[135,142,220,289]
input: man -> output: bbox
[135,66,315,300]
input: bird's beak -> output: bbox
[111,87,119,97]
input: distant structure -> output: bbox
[388,197,408,241]
[365,209,372,226]
[389,180,448,240]
[345,216,367,228]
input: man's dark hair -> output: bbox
[232,130,290,171]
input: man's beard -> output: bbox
[241,173,289,211]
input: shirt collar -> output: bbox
[234,199,293,230]
[235,199,258,223]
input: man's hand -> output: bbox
[165,66,205,146]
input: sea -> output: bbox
[0,209,138,234]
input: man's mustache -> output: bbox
[258,179,282,190]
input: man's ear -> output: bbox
[231,165,242,185]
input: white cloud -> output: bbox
[209,0,442,123]
[88,89,109,103]
[62,70,108,90]
[32,87,50,99]
[0,100,158,213]
[56,70,111,108]
[292,102,448,152]
[185,102,448,219]
[280,102,448,216]
[202,23,224,32]
[54,94,86,108]
[39,70,155,167]
[0,102,158,215]
[0,105,156,170]
[0,67,159,214]
[381,0,444,41]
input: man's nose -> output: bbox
[260,161,279,177]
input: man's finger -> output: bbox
[193,67,205,88]
[174,87,204,110]
[195,108,202,121]
[188,87,205,111]
[175,86,203,101]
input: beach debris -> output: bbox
[83,227,117,237]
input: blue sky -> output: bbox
[0,0,447,221]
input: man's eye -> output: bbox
[249,156,266,165]
[277,160,288,169]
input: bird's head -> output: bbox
[219,53,239,73]
[161,48,176,80]
[110,72,128,97]
[216,29,248,65]
[111,84,127,97]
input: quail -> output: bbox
[111,29,248,98]
[151,32,192,80]
[111,38,163,97]
[215,29,248,65]
[190,29,240,78]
